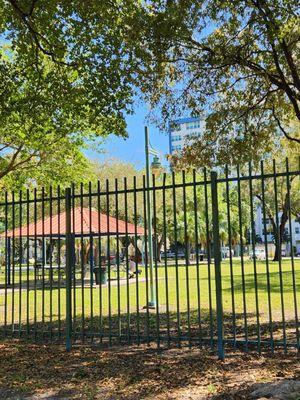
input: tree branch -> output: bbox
[8,0,75,67]
[0,144,24,179]
[271,107,300,144]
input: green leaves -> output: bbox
[0,1,147,189]
[132,0,300,167]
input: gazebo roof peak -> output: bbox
[1,206,144,238]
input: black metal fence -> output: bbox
[0,159,299,359]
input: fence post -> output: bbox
[211,171,224,360]
[65,187,72,351]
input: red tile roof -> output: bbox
[2,207,144,237]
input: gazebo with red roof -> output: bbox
[2,207,144,238]
[1,207,145,285]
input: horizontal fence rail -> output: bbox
[0,159,299,358]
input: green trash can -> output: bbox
[94,266,108,285]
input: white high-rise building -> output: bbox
[168,117,205,155]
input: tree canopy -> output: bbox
[130,0,300,167]
[1,0,299,175]
[1,0,139,130]
[0,1,143,187]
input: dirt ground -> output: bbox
[0,341,298,399]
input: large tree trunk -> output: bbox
[271,209,289,262]
[273,244,281,262]
[257,187,292,263]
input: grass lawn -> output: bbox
[0,258,299,345]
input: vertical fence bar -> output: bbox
[26,189,30,337]
[133,176,140,345]
[11,191,15,334]
[171,171,181,345]
[285,159,299,351]
[97,180,103,342]
[210,171,224,360]
[80,183,85,342]
[260,161,274,352]
[57,185,62,339]
[65,187,73,351]
[41,187,45,338]
[162,173,170,345]
[204,168,213,348]
[142,175,150,344]
[152,174,160,347]
[225,165,236,347]
[33,188,37,340]
[193,169,202,346]
[273,160,287,353]
[182,170,191,346]
[4,192,8,337]
[114,179,120,343]
[248,163,261,353]
[49,186,53,340]
[237,165,248,350]
[71,184,76,332]
[124,177,131,343]
[106,179,112,345]
[18,190,22,337]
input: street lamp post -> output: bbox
[144,126,161,308]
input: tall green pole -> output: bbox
[145,126,156,308]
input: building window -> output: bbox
[171,144,183,152]
[188,131,200,137]
[296,227,300,234]
[171,135,181,142]
[186,121,201,130]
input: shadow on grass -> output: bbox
[1,307,298,352]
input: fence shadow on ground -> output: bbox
[1,308,298,352]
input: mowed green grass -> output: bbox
[0,258,299,332]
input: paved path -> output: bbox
[0,276,164,295]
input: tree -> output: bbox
[155,171,250,263]
[0,1,144,185]
[253,144,299,261]
[131,0,300,167]
[176,208,206,264]
[1,1,140,123]
[0,56,97,192]
[91,159,143,187]
[90,158,144,221]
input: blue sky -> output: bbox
[85,102,170,170]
